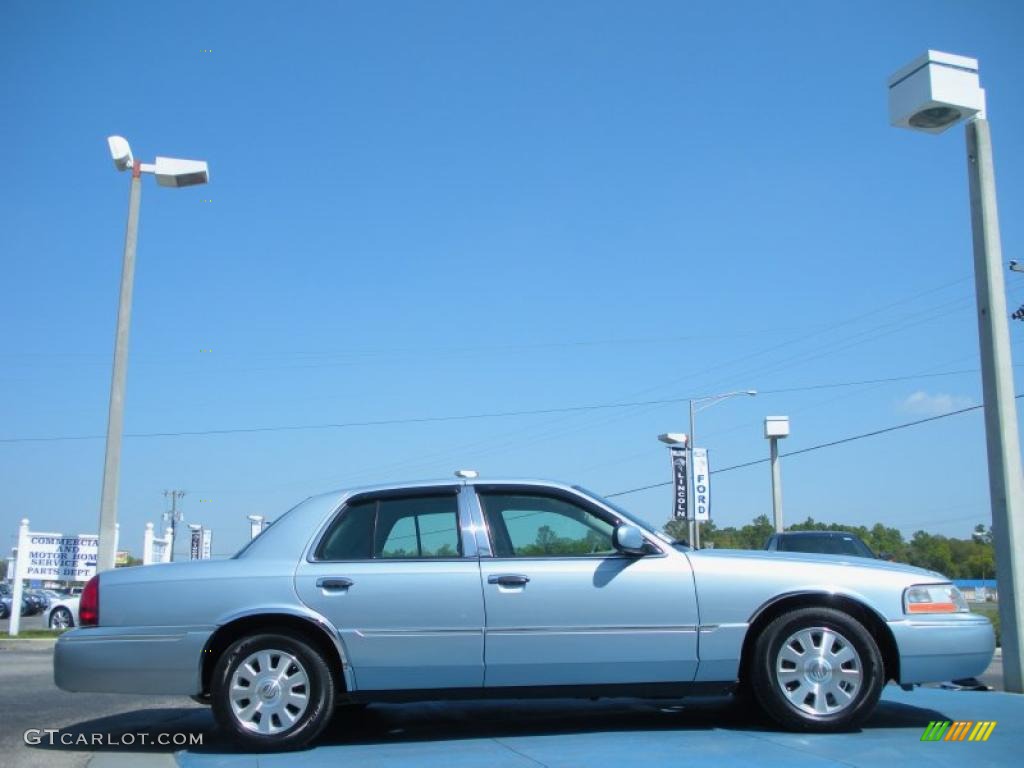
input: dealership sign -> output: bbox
[693,448,711,522]
[8,518,116,637]
[669,445,688,519]
[21,533,99,580]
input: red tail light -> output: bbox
[79,575,99,626]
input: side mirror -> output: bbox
[613,524,647,556]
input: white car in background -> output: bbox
[47,596,80,630]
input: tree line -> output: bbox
[664,516,996,580]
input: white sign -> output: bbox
[22,533,98,580]
[9,518,114,637]
[151,537,169,563]
[142,522,173,565]
[693,448,711,522]
[201,528,212,560]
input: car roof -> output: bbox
[322,477,585,498]
[775,531,860,538]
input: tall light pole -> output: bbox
[889,51,1024,692]
[689,390,757,548]
[96,138,209,573]
[764,416,790,532]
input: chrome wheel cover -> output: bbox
[229,649,310,735]
[50,608,71,629]
[775,626,863,716]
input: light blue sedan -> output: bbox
[55,478,994,750]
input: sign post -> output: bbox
[9,519,29,636]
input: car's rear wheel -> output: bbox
[750,607,883,731]
[49,607,74,630]
[211,632,335,750]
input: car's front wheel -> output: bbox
[750,607,884,731]
[48,607,74,630]
[211,632,335,750]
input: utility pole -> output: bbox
[163,490,186,562]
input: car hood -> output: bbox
[687,547,946,580]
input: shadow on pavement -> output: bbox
[24,692,952,757]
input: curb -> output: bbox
[0,638,57,650]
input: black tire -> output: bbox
[750,607,884,731]
[211,632,335,750]
[49,607,74,630]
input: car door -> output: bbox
[474,485,700,688]
[294,486,485,691]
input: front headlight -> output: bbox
[903,583,968,614]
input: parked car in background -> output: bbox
[47,596,80,630]
[22,591,44,616]
[0,583,40,617]
[27,589,57,612]
[765,531,883,559]
[56,478,994,750]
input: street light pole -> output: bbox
[689,389,757,548]
[96,161,141,573]
[965,117,1024,693]
[689,400,696,547]
[889,51,1024,692]
[765,416,790,533]
[95,137,209,573]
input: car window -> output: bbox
[780,534,874,558]
[317,494,461,560]
[317,499,376,559]
[375,497,461,558]
[479,493,616,558]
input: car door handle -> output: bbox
[316,577,353,591]
[488,574,530,587]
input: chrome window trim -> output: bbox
[457,486,483,558]
[462,485,492,558]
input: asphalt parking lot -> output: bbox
[1,640,1019,768]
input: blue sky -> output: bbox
[2,1,1023,559]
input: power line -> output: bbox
[0,366,998,444]
[603,395,1024,498]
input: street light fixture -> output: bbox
[96,137,209,573]
[689,390,757,547]
[889,51,1024,693]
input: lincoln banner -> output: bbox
[669,445,688,519]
